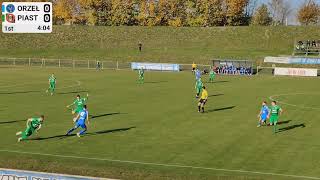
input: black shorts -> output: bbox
[199,99,207,104]
[192,68,195,71]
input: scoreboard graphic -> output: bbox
[2,2,52,33]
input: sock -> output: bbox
[67,127,77,135]
[198,106,200,111]
[202,107,204,112]
[79,128,87,135]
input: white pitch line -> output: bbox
[0,149,319,180]
[55,80,82,90]
[269,92,320,110]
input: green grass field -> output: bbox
[0,26,319,63]
[0,68,319,180]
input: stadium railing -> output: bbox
[0,57,132,70]
[0,57,212,72]
[293,40,320,56]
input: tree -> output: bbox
[148,0,157,26]
[207,0,225,26]
[137,0,149,26]
[225,0,249,25]
[251,4,272,25]
[110,0,136,26]
[168,0,187,27]
[268,0,291,25]
[297,0,320,25]
[155,0,171,26]
[96,0,112,26]
[54,0,77,24]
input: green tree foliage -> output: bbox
[251,4,272,26]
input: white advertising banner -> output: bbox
[274,67,318,77]
[264,57,290,64]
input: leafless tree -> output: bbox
[268,0,292,25]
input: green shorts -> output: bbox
[270,115,279,124]
[21,127,35,140]
[50,83,56,89]
[74,107,83,114]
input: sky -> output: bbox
[258,0,320,25]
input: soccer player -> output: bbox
[46,73,56,96]
[66,94,89,115]
[66,105,89,137]
[138,68,144,84]
[195,78,203,98]
[192,62,197,74]
[209,69,216,83]
[198,86,208,113]
[268,101,283,133]
[195,69,201,81]
[257,101,269,127]
[16,115,44,142]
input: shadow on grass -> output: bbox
[0,119,25,125]
[211,80,229,84]
[57,90,88,95]
[207,106,236,113]
[0,90,40,95]
[277,120,292,125]
[89,112,124,119]
[30,127,136,141]
[86,127,136,136]
[144,81,168,84]
[278,123,305,133]
[208,94,224,97]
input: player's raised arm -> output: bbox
[26,118,32,127]
[279,108,283,115]
[67,100,75,108]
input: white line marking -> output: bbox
[0,168,115,180]
[269,92,320,110]
[55,80,82,90]
[0,80,82,92]
[0,149,319,179]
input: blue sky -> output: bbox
[257,0,320,24]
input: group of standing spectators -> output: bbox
[215,65,253,75]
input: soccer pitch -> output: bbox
[0,68,319,180]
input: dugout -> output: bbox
[212,59,255,75]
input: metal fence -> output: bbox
[0,57,213,72]
[0,57,132,70]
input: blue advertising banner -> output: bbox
[264,57,320,65]
[0,168,105,180]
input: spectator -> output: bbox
[138,41,142,52]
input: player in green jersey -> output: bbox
[209,69,216,83]
[67,94,89,115]
[195,78,203,98]
[268,101,283,134]
[16,115,44,142]
[46,73,56,96]
[138,68,144,84]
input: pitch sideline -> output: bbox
[0,149,319,180]
[269,92,320,110]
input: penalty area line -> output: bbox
[0,149,319,180]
